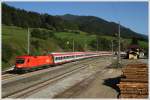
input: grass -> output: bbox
[2,25,62,70]
[2,25,28,54]
[2,25,148,70]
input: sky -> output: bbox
[5,2,148,35]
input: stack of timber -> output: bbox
[117,63,148,98]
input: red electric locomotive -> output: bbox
[14,52,111,73]
[14,55,54,72]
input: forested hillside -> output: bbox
[2,3,148,41]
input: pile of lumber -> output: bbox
[117,63,148,98]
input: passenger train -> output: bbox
[14,51,112,72]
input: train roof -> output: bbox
[51,52,97,56]
[16,55,33,58]
[16,52,99,58]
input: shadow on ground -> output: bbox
[103,76,123,98]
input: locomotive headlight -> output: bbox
[17,65,22,68]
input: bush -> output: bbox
[31,29,54,39]
[2,43,14,63]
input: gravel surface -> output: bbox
[121,58,148,66]
[73,68,122,98]
[2,57,100,98]
[4,57,148,98]
[21,56,113,98]
[55,58,148,98]
[55,68,122,98]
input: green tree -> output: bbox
[31,29,53,40]
[131,37,139,45]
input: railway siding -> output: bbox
[117,63,148,98]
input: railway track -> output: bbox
[2,57,99,81]
[2,73,19,80]
[2,56,107,98]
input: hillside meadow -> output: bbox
[2,25,148,70]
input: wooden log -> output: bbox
[122,70,148,73]
[119,88,148,91]
[118,63,148,99]
[122,68,148,71]
[124,75,148,78]
[117,82,148,88]
[123,73,148,76]
[119,94,148,98]
[120,90,148,95]
[119,87,148,91]
[120,78,148,83]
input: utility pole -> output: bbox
[111,40,113,56]
[117,21,121,67]
[96,40,98,52]
[73,39,74,52]
[27,28,30,55]
[84,39,87,51]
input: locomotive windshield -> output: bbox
[16,58,25,64]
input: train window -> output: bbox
[59,57,61,60]
[16,58,25,64]
[56,57,62,60]
[67,56,69,59]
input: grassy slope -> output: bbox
[2,26,28,70]
[2,25,61,70]
[2,25,27,54]
[54,32,97,51]
[2,25,148,70]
